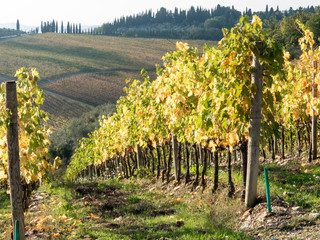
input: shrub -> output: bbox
[49,103,116,166]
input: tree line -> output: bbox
[0,28,21,38]
[41,20,83,34]
[93,5,320,41]
[36,5,320,57]
[97,5,241,40]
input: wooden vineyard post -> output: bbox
[312,61,318,160]
[245,42,263,208]
[6,81,25,240]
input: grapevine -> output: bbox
[0,68,61,186]
[66,15,285,182]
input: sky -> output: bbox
[1,0,320,29]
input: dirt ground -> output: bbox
[238,156,320,240]
[238,196,320,239]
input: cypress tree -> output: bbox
[67,22,70,34]
[16,19,20,32]
[61,21,64,33]
[43,22,47,33]
[52,20,55,32]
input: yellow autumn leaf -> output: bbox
[59,214,73,222]
[0,169,7,180]
[252,15,262,28]
[52,232,62,238]
[173,198,183,204]
[287,72,293,82]
[283,51,290,61]
[176,42,189,51]
[226,131,239,147]
[305,29,311,37]
[311,98,319,106]
[30,173,39,182]
[41,160,49,170]
[208,140,216,152]
[307,103,312,116]
[89,213,100,219]
[73,219,82,226]
[0,139,6,149]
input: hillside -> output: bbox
[0,33,215,128]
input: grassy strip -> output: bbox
[24,171,251,240]
[1,156,318,239]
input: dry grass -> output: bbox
[0,33,214,79]
[44,71,142,106]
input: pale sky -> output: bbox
[1,0,320,28]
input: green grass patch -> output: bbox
[28,175,252,240]
[2,156,320,239]
[260,161,320,210]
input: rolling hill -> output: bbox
[0,33,215,128]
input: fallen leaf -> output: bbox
[73,219,82,225]
[59,214,73,222]
[241,208,253,219]
[52,232,62,238]
[89,213,99,219]
[173,198,183,204]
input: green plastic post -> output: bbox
[264,168,272,213]
[14,220,19,240]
